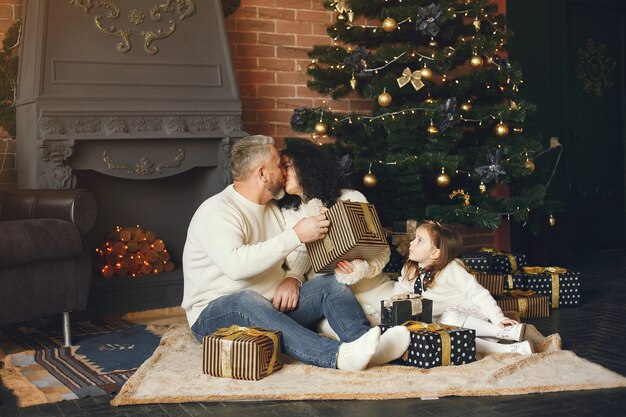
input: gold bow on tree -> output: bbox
[397,67,425,91]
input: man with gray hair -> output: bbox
[182,135,410,370]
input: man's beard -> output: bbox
[267,180,285,200]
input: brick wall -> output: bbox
[0,0,20,191]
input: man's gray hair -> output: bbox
[231,135,276,180]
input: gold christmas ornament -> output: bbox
[479,182,487,193]
[397,67,424,91]
[494,122,509,137]
[436,168,451,187]
[314,121,328,135]
[382,17,398,32]
[420,66,433,80]
[350,72,357,90]
[470,54,484,68]
[426,120,439,136]
[473,18,481,32]
[449,189,471,206]
[460,100,472,112]
[377,90,392,107]
[524,159,535,173]
[549,213,556,227]
[363,170,378,188]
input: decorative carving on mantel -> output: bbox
[38,140,76,189]
[220,137,237,187]
[37,115,240,138]
[102,148,186,176]
[70,0,196,55]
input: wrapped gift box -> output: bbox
[461,249,527,274]
[381,322,476,369]
[307,201,389,273]
[381,295,433,326]
[203,325,282,380]
[495,291,550,319]
[473,273,505,296]
[522,267,582,308]
[503,273,528,291]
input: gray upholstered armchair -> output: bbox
[0,189,97,346]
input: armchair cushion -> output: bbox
[0,218,83,266]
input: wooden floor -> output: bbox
[1,249,626,417]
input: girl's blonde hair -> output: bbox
[404,220,463,288]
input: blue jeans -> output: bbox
[191,274,371,368]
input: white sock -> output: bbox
[336,327,380,371]
[461,315,503,338]
[369,326,411,365]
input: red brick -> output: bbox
[236,69,276,84]
[0,168,17,183]
[238,84,258,97]
[0,5,13,19]
[276,0,313,9]
[229,31,258,44]
[312,22,332,36]
[232,57,258,70]
[297,10,333,24]
[240,0,274,6]
[259,7,295,21]
[258,85,295,97]
[349,99,375,111]
[276,98,313,109]
[296,86,330,98]
[242,97,277,110]
[242,110,258,123]
[275,123,299,138]
[233,6,258,19]
[276,71,308,84]
[276,21,312,35]
[236,18,276,33]
[237,44,275,58]
[258,33,296,47]
[276,45,308,59]
[243,122,276,137]
[258,58,295,71]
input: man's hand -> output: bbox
[272,277,301,312]
[293,213,331,243]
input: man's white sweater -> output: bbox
[182,185,302,327]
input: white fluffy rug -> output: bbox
[111,324,626,405]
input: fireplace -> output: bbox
[16,0,246,314]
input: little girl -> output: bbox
[393,220,533,355]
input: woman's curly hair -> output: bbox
[277,138,351,210]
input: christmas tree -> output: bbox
[290,0,561,232]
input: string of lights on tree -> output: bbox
[290,0,564,232]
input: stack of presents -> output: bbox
[200,208,582,379]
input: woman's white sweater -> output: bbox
[394,259,506,325]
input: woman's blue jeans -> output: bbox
[190,274,371,369]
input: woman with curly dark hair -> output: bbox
[278,139,396,334]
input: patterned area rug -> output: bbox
[0,308,185,407]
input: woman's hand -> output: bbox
[498,318,519,327]
[335,260,356,274]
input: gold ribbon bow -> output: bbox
[384,293,425,315]
[213,325,280,378]
[401,321,456,366]
[504,289,536,318]
[397,67,425,91]
[480,247,519,273]
[522,266,568,308]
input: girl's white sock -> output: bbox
[461,315,502,338]
[369,325,411,365]
[476,338,533,355]
[336,326,381,371]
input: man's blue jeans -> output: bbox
[190,274,371,368]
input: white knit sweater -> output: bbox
[182,185,302,327]
[394,259,506,325]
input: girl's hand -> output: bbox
[498,318,519,327]
[335,260,356,274]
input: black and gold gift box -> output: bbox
[503,273,527,291]
[381,294,433,326]
[495,290,550,319]
[203,325,282,380]
[381,322,476,369]
[461,248,527,274]
[306,201,389,273]
[472,273,505,296]
[522,266,582,308]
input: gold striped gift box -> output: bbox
[494,290,550,319]
[306,200,388,273]
[203,325,282,380]
[472,273,505,296]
